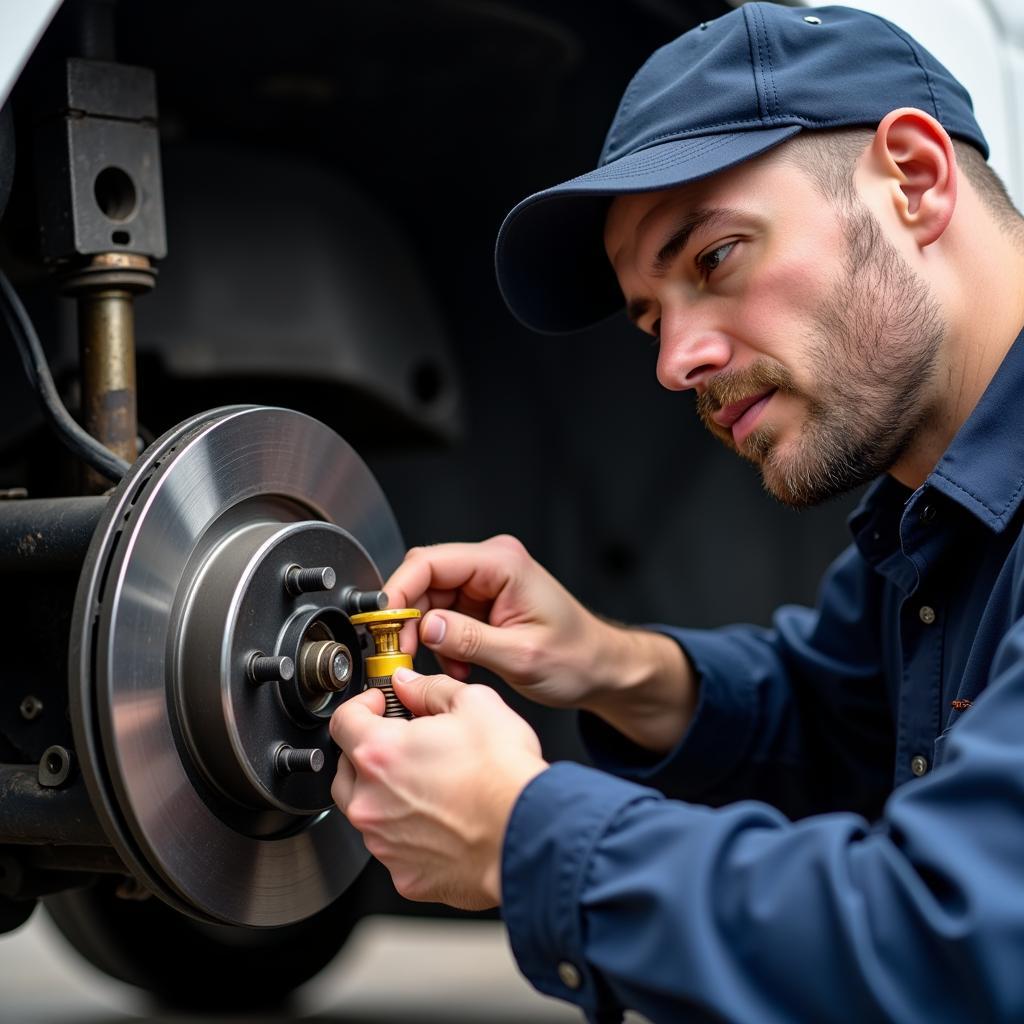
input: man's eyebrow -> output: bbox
[652,207,738,277]
[624,207,741,327]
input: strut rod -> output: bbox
[79,288,137,466]
[63,254,155,493]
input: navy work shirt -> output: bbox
[501,327,1024,1023]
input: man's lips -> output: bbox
[711,388,776,429]
[711,388,777,445]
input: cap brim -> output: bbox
[495,126,802,335]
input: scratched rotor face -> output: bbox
[69,406,404,926]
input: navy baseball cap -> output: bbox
[495,3,988,335]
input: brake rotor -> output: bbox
[69,406,404,927]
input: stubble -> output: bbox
[697,204,946,508]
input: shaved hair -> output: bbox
[779,126,1024,245]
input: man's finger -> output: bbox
[331,753,356,814]
[329,687,386,750]
[418,608,525,677]
[392,668,465,717]
[385,540,517,610]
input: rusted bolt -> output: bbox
[299,640,353,696]
[38,745,73,788]
[19,696,43,721]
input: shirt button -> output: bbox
[919,605,936,625]
[919,504,937,524]
[911,754,929,776]
[557,961,582,990]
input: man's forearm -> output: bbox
[580,624,698,754]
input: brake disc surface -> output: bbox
[70,406,404,927]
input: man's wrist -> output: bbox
[486,755,549,906]
[580,622,697,754]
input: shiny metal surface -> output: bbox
[69,406,404,927]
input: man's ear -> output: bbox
[868,107,957,248]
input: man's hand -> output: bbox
[386,535,612,706]
[330,668,548,910]
[385,534,697,754]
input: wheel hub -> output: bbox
[175,517,374,818]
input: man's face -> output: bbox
[604,149,947,507]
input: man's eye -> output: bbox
[697,241,737,279]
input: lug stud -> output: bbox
[285,565,337,596]
[276,745,325,775]
[340,587,388,614]
[248,653,295,683]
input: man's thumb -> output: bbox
[420,610,517,675]
[391,668,465,717]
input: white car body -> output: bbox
[0,1,63,110]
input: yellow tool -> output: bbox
[350,608,421,719]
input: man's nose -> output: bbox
[655,316,733,392]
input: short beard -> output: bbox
[696,204,946,508]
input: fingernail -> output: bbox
[422,613,446,646]
[392,667,421,684]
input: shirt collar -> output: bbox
[927,325,1024,532]
[848,474,910,567]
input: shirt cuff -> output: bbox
[578,624,762,796]
[501,761,660,1018]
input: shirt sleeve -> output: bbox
[580,542,894,820]
[502,616,1024,1023]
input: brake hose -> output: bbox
[0,268,130,483]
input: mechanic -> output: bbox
[330,5,1024,1021]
